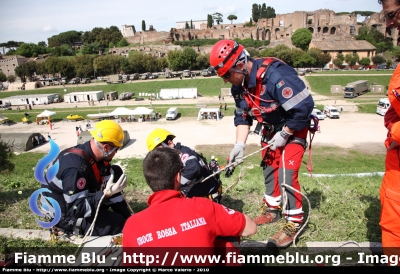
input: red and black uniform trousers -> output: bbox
[260,124,308,225]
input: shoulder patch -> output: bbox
[276,80,285,89]
[282,87,293,99]
[181,153,189,163]
[76,178,86,190]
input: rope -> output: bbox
[201,144,272,183]
[73,192,107,258]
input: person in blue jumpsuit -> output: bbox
[41,120,131,236]
[146,128,222,203]
[209,39,314,248]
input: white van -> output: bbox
[323,105,340,119]
[312,109,325,120]
[166,107,178,120]
[376,98,390,116]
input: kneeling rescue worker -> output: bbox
[41,120,132,236]
[209,39,314,248]
[146,128,222,203]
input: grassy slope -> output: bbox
[0,71,388,249]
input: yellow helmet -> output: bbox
[215,158,218,161]
[146,128,175,151]
[90,120,124,147]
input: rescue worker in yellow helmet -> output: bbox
[39,120,131,236]
[208,156,220,180]
[147,128,222,203]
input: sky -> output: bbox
[0,0,383,45]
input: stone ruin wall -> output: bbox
[122,9,395,47]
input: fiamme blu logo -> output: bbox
[29,139,62,229]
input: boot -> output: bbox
[253,204,281,226]
[268,221,300,248]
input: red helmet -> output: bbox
[209,40,244,77]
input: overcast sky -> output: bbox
[0,0,383,45]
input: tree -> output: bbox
[50,44,74,56]
[207,14,213,28]
[190,20,193,29]
[7,75,16,83]
[333,58,343,69]
[14,43,47,57]
[74,55,96,78]
[212,12,223,24]
[0,41,23,54]
[260,4,268,18]
[0,140,15,173]
[48,31,82,56]
[185,22,190,29]
[291,28,312,51]
[14,60,37,81]
[44,56,61,78]
[386,59,393,69]
[332,53,345,68]
[196,54,209,69]
[227,15,238,24]
[372,55,385,65]
[38,41,47,47]
[308,48,331,68]
[393,46,400,60]
[0,72,6,82]
[57,59,75,79]
[81,42,103,55]
[266,6,276,18]
[344,53,359,69]
[117,38,129,47]
[359,57,371,67]
[252,4,261,23]
[142,20,146,31]
[293,53,315,68]
[318,52,332,68]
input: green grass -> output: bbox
[0,144,385,247]
[0,73,387,250]
[0,78,227,100]
[311,70,394,75]
[305,75,391,96]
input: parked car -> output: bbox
[80,78,91,84]
[69,77,81,84]
[201,68,216,77]
[130,73,139,80]
[141,73,151,80]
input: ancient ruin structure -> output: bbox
[121,9,394,48]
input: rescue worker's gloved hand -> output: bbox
[104,173,127,197]
[229,141,246,166]
[268,129,293,150]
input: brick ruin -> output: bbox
[117,9,395,56]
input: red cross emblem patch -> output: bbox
[282,87,293,99]
[76,178,86,190]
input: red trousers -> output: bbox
[261,127,308,223]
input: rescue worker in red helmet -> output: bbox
[40,120,131,236]
[146,128,222,203]
[209,39,314,248]
[379,0,400,265]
